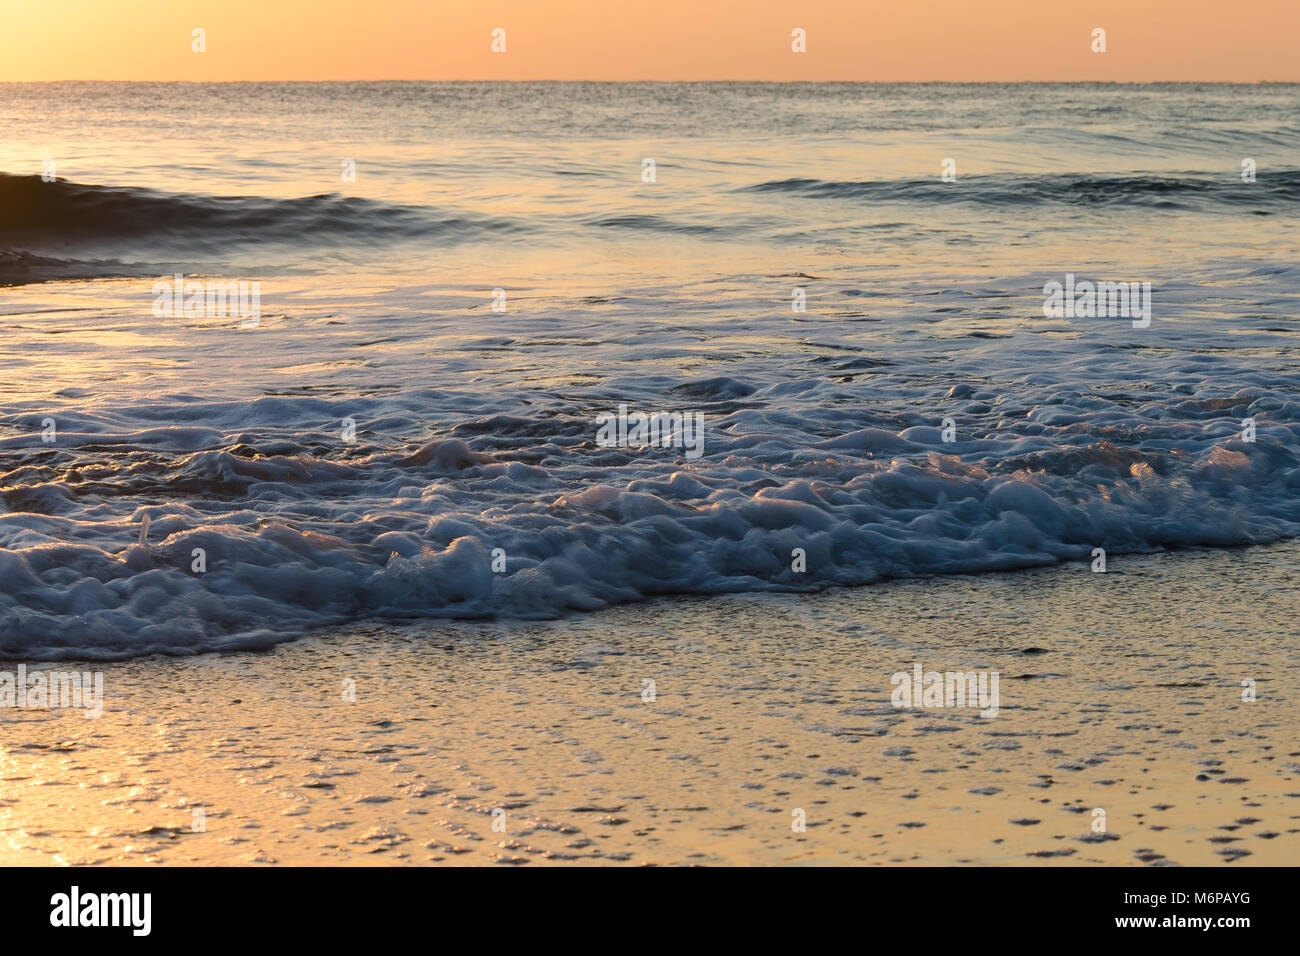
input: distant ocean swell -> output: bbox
[741,170,1300,209]
[5,168,1299,285]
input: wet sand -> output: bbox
[1,541,1296,866]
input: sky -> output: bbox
[0,0,1297,82]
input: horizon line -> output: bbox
[4,78,1298,85]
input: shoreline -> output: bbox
[2,541,1296,865]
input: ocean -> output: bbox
[1,82,1297,659]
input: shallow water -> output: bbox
[0,83,1297,658]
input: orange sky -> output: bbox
[1,0,1296,82]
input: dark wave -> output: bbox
[740,170,1300,211]
[0,173,521,251]
[586,213,726,235]
[0,249,140,287]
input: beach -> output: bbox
[1,81,1298,869]
[2,540,1295,866]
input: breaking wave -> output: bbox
[0,173,522,283]
[2,382,1298,659]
